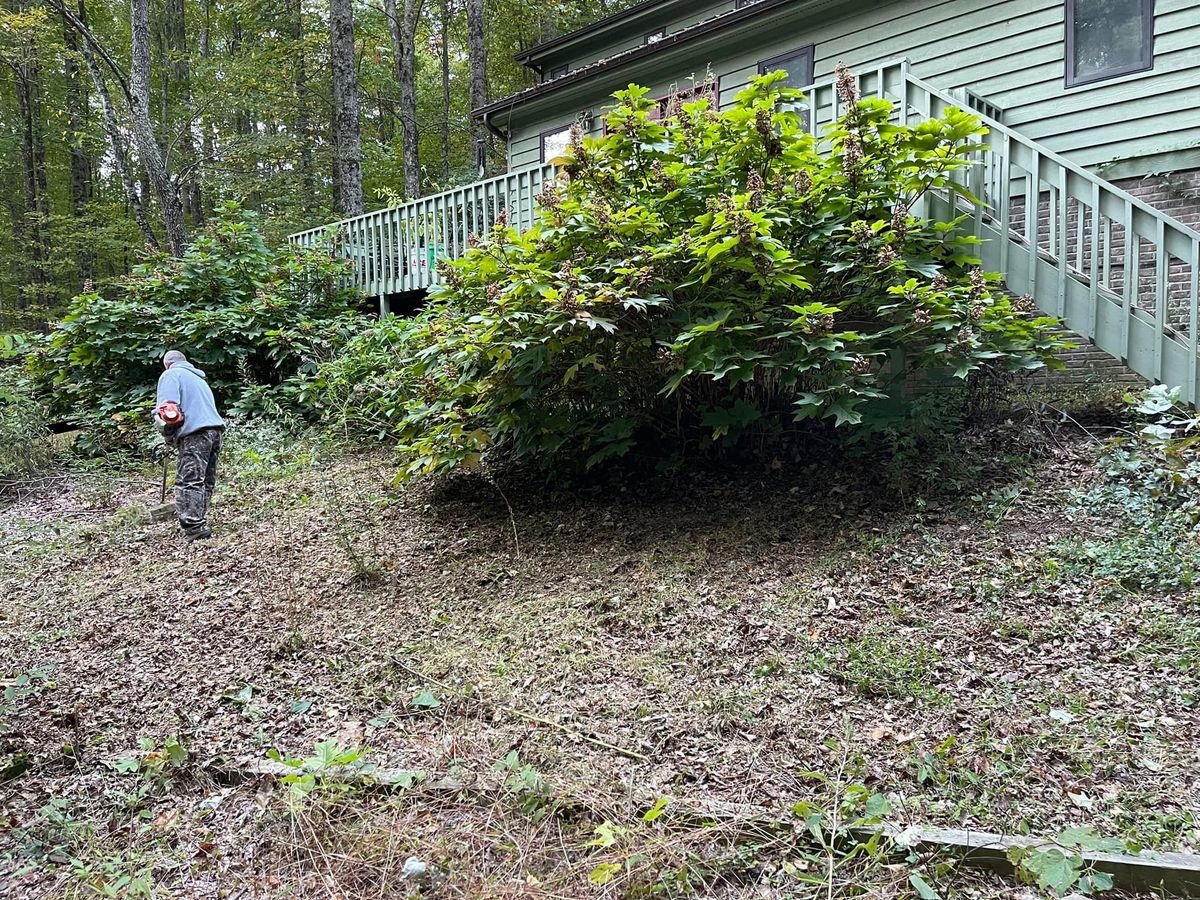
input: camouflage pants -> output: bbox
[175,428,222,532]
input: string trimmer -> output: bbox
[148,441,176,523]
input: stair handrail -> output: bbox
[898,65,1200,245]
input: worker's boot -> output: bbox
[183,523,213,542]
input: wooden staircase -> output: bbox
[290,59,1200,406]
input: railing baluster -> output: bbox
[1089,182,1100,341]
[1189,240,1199,405]
[439,195,449,282]
[448,190,460,261]
[1056,171,1068,317]
[1154,217,1167,383]
[1103,216,1112,291]
[1026,151,1038,303]
[998,133,1011,277]
[399,203,410,293]
[1074,196,1085,275]
[417,201,428,290]
[1122,204,1136,364]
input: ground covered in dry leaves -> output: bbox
[1,417,1197,898]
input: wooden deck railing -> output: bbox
[289,165,553,300]
[291,59,1200,405]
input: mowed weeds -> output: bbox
[3,398,1199,896]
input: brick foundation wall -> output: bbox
[1011,167,1200,390]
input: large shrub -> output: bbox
[325,70,1065,477]
[28,203,366,442]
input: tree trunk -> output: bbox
[440,0,451,180]
[200,0,215,191]
[77,0,158,248]
[62,16,92,215]
[14,66,48,306]
[130,0,188,253]
[330,0,364,215]
[163,0,203,225]
[386,0,420,198]
[11,2,50,308]
[466,0,487,176]
[289,0,315,214]
[62,13,93,280]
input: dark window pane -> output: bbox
[759,48,813,89]
[1071,0,1151,81]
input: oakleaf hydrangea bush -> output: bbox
[324,68,1065,477]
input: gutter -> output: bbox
[473,0,799,123]
[480,109,510,144]
[514,0,676,66]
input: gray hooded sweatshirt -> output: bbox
[155,361,225,438]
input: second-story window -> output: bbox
[548,64,569,80]
[1066,0,1154,87]
[644,29,666,44]
[758,46,815,90]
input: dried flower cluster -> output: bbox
[746,171,765,211]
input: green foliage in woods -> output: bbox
[322,72,1065,477]
[26,204,366,441]
[1,335,54,484]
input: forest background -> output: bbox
[0,0,634,331]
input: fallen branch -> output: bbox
[199,749,1200,895]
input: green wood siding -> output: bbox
[502,0,1200,175]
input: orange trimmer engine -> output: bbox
[156,401,184,431]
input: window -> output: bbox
[540,125,574,164]
[1066,0,1154,87]
[645,29,666,44]
[548,63,569,80]
[735,0,762,8]
[758,46,815,90]
[604,81,719,134]
[647,81,720,121]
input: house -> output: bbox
[292,0,1200,403]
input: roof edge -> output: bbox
[514,0,676,66]
[479,0,797,121]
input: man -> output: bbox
[155,350,225,541]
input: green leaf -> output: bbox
[909,871,941,899]
[642,796,671,823]
[864,792,892,818]
[1056,825,1125,853]
[1021,848,1082,894]
[1085,871,1115,892]
[390,770,424,789]
[587,821,627,848]
[588,862,623,885]
[411,689,442,709]
[367,709,395,728]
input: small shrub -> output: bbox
[324,68,1064,479]
[0,357,55,488]
[27,203,367,446]
[1062,385,1200,594]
